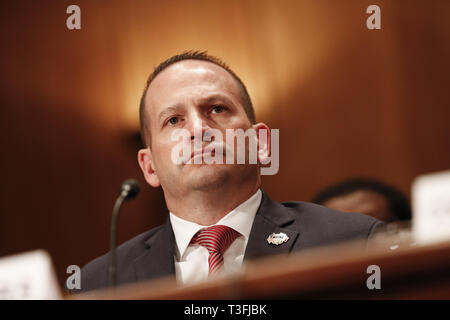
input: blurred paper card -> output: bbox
[0,250,61,299]
[412,170,450,244]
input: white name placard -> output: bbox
[0,250,62,299]
[412,170,450,244]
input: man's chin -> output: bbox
[184,164,232,191]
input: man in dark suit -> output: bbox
[80,51,383,292]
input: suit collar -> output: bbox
[131,190,300,281]
[244,190,300,260]
[168,189,262,259]
[133,218,176,282]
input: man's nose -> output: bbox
[188,111,212,141]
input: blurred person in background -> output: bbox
[312,178,412,223]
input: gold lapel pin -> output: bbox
[267,232,289,245]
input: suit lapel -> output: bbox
[133,218,176,282]
[244,190,300,260]
[132,190,299,281]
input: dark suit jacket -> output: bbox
[78,190,384,292]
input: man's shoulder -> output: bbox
[78,224,167,292]
[273,199,384,244]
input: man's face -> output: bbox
[138,60,265,197]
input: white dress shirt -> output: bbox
[169,189,262,285]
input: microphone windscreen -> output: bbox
[121,179,140,199]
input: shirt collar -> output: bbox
[169,189,262,259]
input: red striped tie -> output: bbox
[190,225,240,275]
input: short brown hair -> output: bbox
[139,50,256,147]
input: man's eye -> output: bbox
[167,117,179,125]
[211,105,226,114]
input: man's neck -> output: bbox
[165,181,261,226]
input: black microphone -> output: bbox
[108,179,140,287]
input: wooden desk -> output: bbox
[71,235,450,299]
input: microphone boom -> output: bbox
[108,179,140,287]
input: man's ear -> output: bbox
[138,148,161,188]
[252,122,271,164]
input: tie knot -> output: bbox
[191,225,240,255]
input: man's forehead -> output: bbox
[161,60,222,79]
[145,60,240,109]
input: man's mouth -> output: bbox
[190,147,215,160]
[189,141,227,162]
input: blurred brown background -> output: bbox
[0,0,449,286]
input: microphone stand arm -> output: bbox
[108,191,127,288]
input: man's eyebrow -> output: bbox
[200,94,235,105]
[158,105,183,123]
